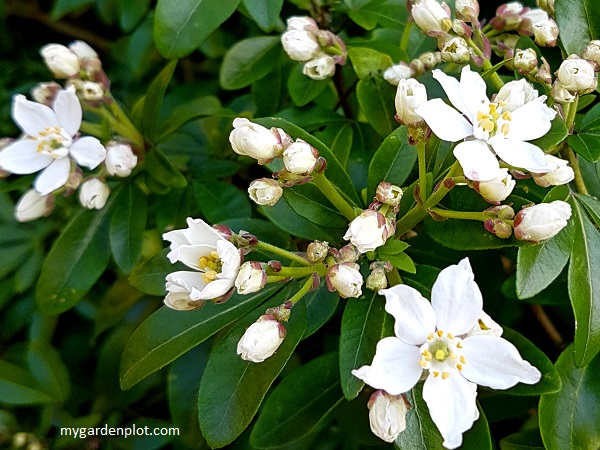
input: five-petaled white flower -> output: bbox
[416,66,557,182]
[0,87,106,195]
[163,218,241,310]
[352,258,540,449]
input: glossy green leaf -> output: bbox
[555,0,600,55]
[120,284,281,390]
[141,60,177,143]
[568,196,600,367]
[345,0,408,29]
[250,352,344,449]
[197,294,307,448]
[220,36,281,90]
[129,248,184,296]
[528,117,568,151]
[339,291,394,400]
[154,0,240,59]
[499,429,544,450]
[356,77,397,138]
[242,0,284,31]
[146,147,187,188]
[27,341,71,404]
[158,95,222,142]
[539,344,600,449]
[50,0,93,20]
[288,64,329,106]
[283,188,348,229]
[0,360,54,405]
[575,193,600,226]
[568,103,600,162]
[193,180,251,223]
[303,282,339,338]
[347,47,394,80]
[118,0,151,32]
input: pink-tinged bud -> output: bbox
[286,16,318,32]
[366,269,388,291]
[535,57,553,85]
[268,260,283,272]
[344,209,394,253]
[31,82,62,106]
[282,139,318,174]
[513,48,538,74]
[282,29,320,62]
[15,189,55,222]
[40,43,80,78]
[473,169,515,204]
[411,0,452,36]
[303,55,336,80]
[557,56,597,94]
[229,118,283,164]
[536,0,554,16]
[326,262,363,298]
[519,8,549,35]
[419,51,443,70]
[235,261,267,295]
[337,243,361,263]
[484,218,513,238]
[68,79,104,102]
[248,178,283,206]
[383,63,414,86]
[532,19,559,47]
[485,204,515,220]
[236,231,259,249]
[490,2,524,30]
[307,240,329,263]
[78,178,110,210]
[265,303,292,322]
[376,182,403,206]
[439,36,470,64]
[237,315,286,363]
[452,19,472,37]
[395,78,428,126]
[105,142,137,177]
[367,391,409,443]
[533,155,574,187]
[514,201,572,242]
[455,0,479,22]
[582,40,600,71]
[213,224,233,240]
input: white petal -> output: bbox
[432,69,471,119]
[507,101,556,141]
[192,278,233,300]
[12,94,58,136]
[216,239,241,278]
[183,218,224,246]
[69,137,106,169]
[351,337,422,395]
[490,138,554,174]
[423,373,478,450]
[460,335,541,389]
[459,67,490,121]
[380,284,436,345]
[431,258,482,336]
[453,139,500,181]
[0,139,52,174]
[33,157,70,195]
[166,270,204,293]
[176,244,217,270]
[53,87,82,137]
[416,99,473,142]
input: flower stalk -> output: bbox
[417,139,428,203]
[255,241,312,266]
[288,276,317,305]
[428,208,493,221]
[312,172,358,221]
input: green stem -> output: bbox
[312,173,357,221]
[565,94,579,132]
[466,38,504,90]
[417,140,427,203]
[289,276,316,305]
[267,275,289,283]
[562,145,589,195]
[400,21,413,53]
[255,241,312,266]
[267,264,326,278]
[429,207,491,221]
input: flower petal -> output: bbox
[34,157,70,195]
[166,270,204,293]
[432,69,471,120]
[176,244,218,270]
[217,239,242,278]
[431,258,483,336]
[460,335,541,389]
[416,99,473,142]
[53,87,82,137]
[163,229,191,263]
[459,66,490,121]
[192,278,234,300]
[183,218,225,246]
[69,137,106,169]
[422,372,478,450]
[351,337,422,395]
[490,138,555,174]
[507,101,556,141]
[0,139,52,174]
[380,284,436,345]
[453,139,500,181]
[12,94,58,136]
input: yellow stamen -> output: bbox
[210,251,219,259]
[433,371,439,377]
[456,342,462,348]
[442,372,450,380]
[447,333,454,340]
[199,257,208,268]
[456,364,463,371]
[437,330,444,337]
[501,123,510,136]
[460,355,466,364]
[427,333,434,341]
[419,359,428,368]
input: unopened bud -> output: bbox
[455,0,479,22]
[248,178,283,206]
[485,204,515,220]
[418,51,442,70]
[536,0,554,16]
[367,390,408,443]
[513,48,538,74]
[78,178,109,210]
[303,55,336,80]
[376,182,403,206]
[31,81,62,105]
[265,303,292,322]
[229,118,283,164]
[326,262,363,298]
[237,314,286,363]
[236,231,259,250]
[366,269,388,291]
[14,189,54,222]
[473,169,515,204]
[395,78,428,126]
[411,0,452,36]
[557,56,597,94]
[582,40,600,71]
[105,142,137,177]
[306,240,329,263]
[484,218,513,238]
[552,80,576,104]
[532,19,559,47]
[533,155,574,187]
[234,261,267,295]
[383,63,413,86]
[514,201,572,242]
[282,139,318,174]
[40,43,80,78]
[338,243,361,263]
[344,209,394,254]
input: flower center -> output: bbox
[199,250,223,284]
[418,330,467,380]
[35,126,72,159]
[474,101,512,141]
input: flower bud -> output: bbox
[282,139,318,174]
[376,182,403,207]
[411,0,452,36]
[536,0,554,16]
[486,204,515,220]
[281,30,320,62]
[69,40,99,60]
[533,155,574,187]
[164,291,205,311]
[439,36,471,64]
[338,243,361,263]
[286,16,319,32]
[327,262,363,298]
[40,43,80,78]
[490,2,524,30]
[455,0,479,22]
[513,48,538,74]
[557,56,597,93]
[552,80,576,104]
[484,218,513,238]
[229,118,283,164]
[514,201,572,242]
[582,40,600,70]
[519,8,550,35]
[31,81,61,106]
[367,390,408,443]
[532,19,559,47]
[418,51,442,70]
[14,189,54,222]
[366,269,388,291]
[237,314,286,363]
[383,63,414,86]
[344,209,394,253]
[473,169,515,204]
[303,54,336,80]
[306,240,329,263]
[78,178,110,210]
[105,142,137,177]
[248,178,283,206]
[395,78,428,126]
[235,261,267,295]
[71,80,104,102]
[494,78,539,111]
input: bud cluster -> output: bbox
[489,3,558,47]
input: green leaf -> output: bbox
[347,47,394,80]
[367,126,417,199]
[50,0,93,20]
[250,352,344,449]
[241,0,283,31]
[500,429,545,450]
[146,146,188,188]
[36,207,112,315]
[0,360,54,405]
[539,344,600,449]
[197,293,307,448]
[345,0,408,29]
[575,193,600,226]
[288,64,329,107]
[356,77,397,138]
[129,248,185,296]
[154,0,240,59]
[568,103,600,162]
[120,284,282,390]
[339,292,394,400]
[528,117,568,151]
[118,0,151,32]
[568,196,600,367]
[555,0,600,55]
[283,188,348,229]
[27,341,71,404]
[303,282,339,339]
[110,182,147,273]
[158,96,221,142]
[141,61,178,143]
[193,180,251,223]
[220,36,281,90]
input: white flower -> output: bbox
[282,139,318,174]
[229,118,284,164]
[384,63,413,86]
[395,78,428,126]
[474,168,515,204]
[532,19,559,47]
[303,54,336,80]
[39,44,80,78]
[286,16,318,32]
[281,30,320,62]
[513,49,538,74]
[375,182,403,207]
[352,258,541,449]
[78,178,110,209]
[343,209,394,253]
[68,40,98,60]
[514,201,571,242]
[439,36,470,64]
[248,178,283,206]
[31,82,61,106]
[234,261,266,295]
[533,155,574,187]
[70,80,104,102]
[455,0,479,21]
[0,87,107,195]
[411,0,452,35]
[416,66,557,181]
[327,262,363,298]
[494,79,540,112]
[557,56,597,93]
[367,390,408,443]
[14,189,54,222]
[163,218,241,307]
[237,314,286,363]
[105,142,137,177]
